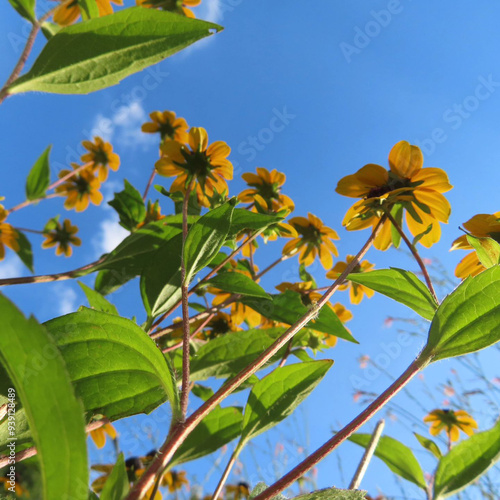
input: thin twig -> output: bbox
[212,447,240,500]
[143,167,156,201]
[255,253,292,280]
[348,419,385,489]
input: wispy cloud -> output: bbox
[54,284,78,316]
[201,0,223,23]
[93,215,129,256]
[0,255,23,279]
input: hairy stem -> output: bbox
[143,167,156,200]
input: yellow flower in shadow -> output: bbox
[226,482,250,500]
[451,211,500,279]
[136,0,201,18]
[89,422,117,449]
[160,470,189,492]
[42,219,81,257]
[137,201,166,229]
[282,213,339,269]
[141,110,189,143]
[81,137,120,182]
[336,141,452,250]
[200,311,241,340]
[53,0,123,25]
[0,202,19,261]
[424,409,477,443]
[326,256,375,304]
[155,127,232,207]
[55,164,103,212]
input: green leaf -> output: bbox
[184,199,236,284]
[108,180,146,231]
[25,145,51,201]
[7,0,35,22]
[299,263,316,288]
[100,453,129,500]
[204,272,270,300]
[41,21,62,39]
[467,234,500,269]
[14,230,34,272]
[0,294,88,500]
[227,208,284,237]
[433,419,500,499]
[412,223,433,247]
[348,433,426,489]
[191,384,214,401]
[188,328,288,381]
[78,281,119,315]
[250,483,367,500]
[9,8,222,95]
[240,361,332,444]
[422,266,500,361]
[44,307,180,421]
[78,0,99,20]
[414,432,442,459]
[390,204,403,248]
[346,268,438,321]
[0,407,32,454]
[169,406,243,467]
[243,290,357,343]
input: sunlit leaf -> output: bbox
[25,145,51,201]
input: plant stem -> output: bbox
[212,447,241,500]
[348,419,385,489]
[254,358,429,500]
[143,167,156,200]
[125,218,385,500]
[255,253,292,280]
[386,211,438,304]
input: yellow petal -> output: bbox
[455,251,484,279]
[188,127,208,152]
[412,167,453,193]
[388,141,423,178]
[414,189,451,223]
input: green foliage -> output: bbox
[433,419,500,498]
[44,307,180,421]
[0,407,31,454]
[423,265,500,361]
[0,294,88,500]
[250,483,367,500]
[346,268,438,320]
[466,234,500,268]
[108,180,146,231]
[78,0,99,20]
[227,208,284,237]
[14,230,34,272]
[9,9,223,95]
[414,432,442,459]
[99,453,129,500]
[348,433,426,489]
[7,0,35,23]
[78,281,119,315]
[204,272,271,300]
[25,145,51,201]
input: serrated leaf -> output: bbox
[25,145,51,201]
[44,308,180,421]
[250,484,367,500]
[108,180,146,232]
[240,361,332,444]
[7,0,35,22]
[184,200,236,284]
[0,294,88,500]
[348,433,426,489]
[467,234,500,269]
[243,291,357,343]
[433,419,500,499]
[78,0,99,20]
[9,8,222,95]
[169,406,243,467]
[414,432,442,459]
[78,281,118,315]
[204,272,270,300]
[422,266,500,361]
[99,453,129,500]
[227,208,284,237]
[14,230,34,272]
[347,268,438,321]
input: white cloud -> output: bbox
[93,214,129,256]
[90,101,156,150]
[54,284,78,316]
[202,0,223,23]
[0,255,23,279]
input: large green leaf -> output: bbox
[108,180,146,232]
[250,483,366,500]
[240,361,332,444]
[243,290,357,343]
[78,281,119,315]
[348,433,426,489]
[188,328,288,381]
[422,266,500,361]
[433,419,500,498]
[44,308,180,421]
[227,208,284,237]
[204,272,271,300]
[25,145,51,201]
[346,268,438,321]
[7,0,35,22]
[0,294,88,500]
[184,200,236,284]
[169,406,243,467]
[0,407,31,454]
[9,8,222,95]
[99,453,129,500]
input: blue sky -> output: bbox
[1,1,500,498]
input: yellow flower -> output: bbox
[210,290,262,327]
[226,482,250,499]
[238,167,295,213]
[55,164,103,212]
[200,311,240,340]
[137,200,166,228]
[0,203,19,261]
[326,256,375,304]
[160,470,189,492]
[136,0,200,17]
[0,474,28,497]
[89,422,117,449]
[451,212,500,279]
[282,213,339,269]
[53,0,123,25]
[336,141,453,250]
[424,409,477,442]
[81,137,120,182]
[141,110,189,143]
[42,219,81,257]
[155,127,233,207]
